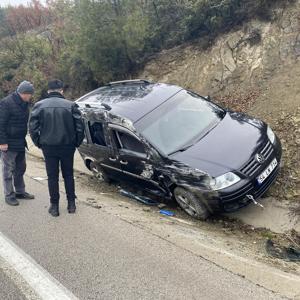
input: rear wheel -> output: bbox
[174,187,210,220]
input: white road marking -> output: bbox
[0,232,79,300]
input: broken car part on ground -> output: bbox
[76,79,282,220]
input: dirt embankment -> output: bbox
[140,0,300,207]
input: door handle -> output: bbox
[120,160,128,165]
[109,157,117,162]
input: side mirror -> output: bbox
[136,152,149,160]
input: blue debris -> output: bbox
[159,210,175,217]
[119,189,159,206]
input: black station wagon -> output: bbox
[76,80,282,220]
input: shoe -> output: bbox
[5,198,19,206]
[48,204,59,217]
[16,192,35,200]
[67,202,76,214]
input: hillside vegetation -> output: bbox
[0,0,294,99]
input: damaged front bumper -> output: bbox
[217,165,280,212]
[209,139,282,213]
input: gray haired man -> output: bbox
[0,81,35,206]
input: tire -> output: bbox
[174,187,210,220]
[90,161,112,184]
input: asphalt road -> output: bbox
[0,157,285,300]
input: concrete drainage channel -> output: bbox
[226,197,300,234]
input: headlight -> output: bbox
[210,172,241,190]
[267,126,276,144]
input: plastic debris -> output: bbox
[159,210,175,217]
[119,189,159,206]
[33,177,47,181]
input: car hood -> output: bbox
[170,112,267,177]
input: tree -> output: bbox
[5,0,52,35]
[70,0,149,83]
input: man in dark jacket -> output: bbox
[0,81,35,206]
[29,80,84,217]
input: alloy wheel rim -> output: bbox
[177,194,197,216]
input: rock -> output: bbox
[93,204,102,209]
[158,203,167,209]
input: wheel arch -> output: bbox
[84,157,95,171]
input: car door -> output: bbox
[87,120,122,180]
[108,124,162,192]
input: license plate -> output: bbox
[257,158,278,184]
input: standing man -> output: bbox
[0,81,35,206]
[29,80,84,217]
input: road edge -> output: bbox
[121,217,300,299]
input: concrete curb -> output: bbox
[173,232,300,299]
[137,219,300,299]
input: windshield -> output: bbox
[135,90,225,155]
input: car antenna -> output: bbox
[101,103,112,111]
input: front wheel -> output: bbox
[174,187,210,220]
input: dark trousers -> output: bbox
[42,147,76,204]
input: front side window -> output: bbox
[89,122,107,146]
[113,131,145,154]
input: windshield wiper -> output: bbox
[168,143,195,156]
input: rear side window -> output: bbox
[89,122,107,146]
[113,131,145,154]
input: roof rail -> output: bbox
[84,103,112,111]
[107,79,151,86]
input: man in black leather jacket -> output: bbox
[29,80,84,217]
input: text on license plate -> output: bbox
[257,158,278,184]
